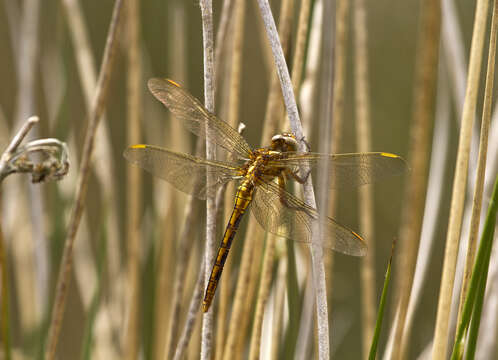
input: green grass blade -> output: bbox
[464,176,498,360]
[368,240,395,360]
[451,175,498,360]
[465,232,493,360]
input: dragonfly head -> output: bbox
[270,133,298,152]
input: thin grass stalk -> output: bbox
[456,0,498,326]
[234,232,265,356]
[221,222,262,360]
[294,271,315,360]
[299,0,322,149]
[465,232,493,360]
[251,0,274,77]
[368,242,395,360]
[162,0,234,354]
[270,256,287,359]
[450,176,498,359]
[62,0,123,347]
[441,0,481,183]
[353,0,376,355]
[199,1,217,359]
[325,0,349,325]
[214,0,234,88]
[248,234,276,360]
[0,118,36,357]
[235,2,293,354]
[256,1,329,358]
[222,2,294,356]
[475,241,498,358]
[61,0,122,292]
[401,60,451,351]
[432,0,490,357]
[441,0,466,113]
[291,2,322,358]
[157,4,188,357]
[315,0,333,339]
[3,1,19,64]
[123,0,142,357]
[390,0,441,358]
[162,197,200,360]
[290,0,311,96]
[215,1,245,358]
[234,2,295,353]
[14,0,43,331]
[45,1,124,357]
[261,0,294,142]
[225,0,244,135]
[173,257,206,360]
[15,0,39,128]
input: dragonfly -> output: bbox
[124,78,407,313]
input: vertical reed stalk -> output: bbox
[256,0,329,358]
[353,0,375,355]
[290,0,311,96]
[199,1,216,359]
[173,254,205,360]
[215,1,244,358]
[215,0,235,88]
[237,1,294,354]
[325,0,349,322]
[261,0,294,142]
[401,61,451,349]
[45,1,124,358]
[223,2,293,356]
[221,222,263,360]
[432,0,489,357]
[270,257,287,359]
[124,0,142,357]
[248,235,276,360]
[456,0,497,326]
[299,0,322,140]
[61,0,122,293]
[390,0,441,358]
[234,231,265,356]
[163,0,233,355]
[157,2,188,357]
[13,0,43,332]
[0,116,39,360]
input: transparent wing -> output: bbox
[124,144,242,199]
[267,152,407,188]
[148,78,253,159]
[251,180,367,256]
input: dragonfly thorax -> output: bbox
[270,133,298,152]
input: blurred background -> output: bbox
[0,0,497,359]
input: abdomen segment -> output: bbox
[202,183,253,312]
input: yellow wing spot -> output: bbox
[352,230,365,242]
[130,144,146,149]
[380,152,399,159]
[167,79,181,87]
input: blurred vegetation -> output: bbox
[0,0,496,359]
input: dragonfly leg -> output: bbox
[277,175,312,216]
[285,168,310,184]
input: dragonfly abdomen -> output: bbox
[202,182,254,312]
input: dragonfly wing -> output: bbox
[251,181,367,256]
[267,152,407,188]
[148,78,253,159]
[124,144,241,199]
